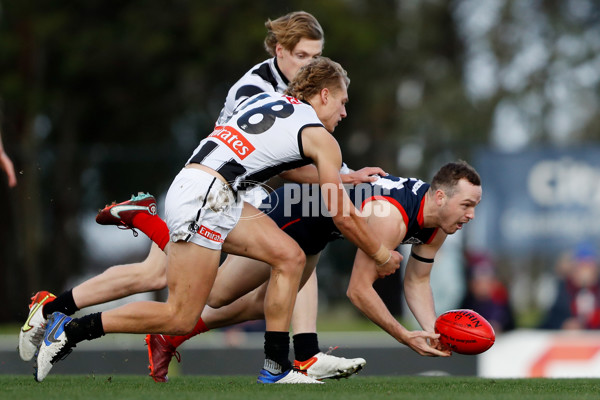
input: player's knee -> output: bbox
[206,292,232,309]
[143,264,167,291]
[168,312,198,335]
[273,244,306,275]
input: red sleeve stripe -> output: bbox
[280,218,301,231]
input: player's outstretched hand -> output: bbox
[0,151,17,188]
[375,250,401,278]
[343,166,386,185]
[401,331,451,357]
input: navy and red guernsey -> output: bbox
[259,175,438,255]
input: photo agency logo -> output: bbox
[235,181,278,221]
[236,181,397,221]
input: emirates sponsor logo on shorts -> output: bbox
[209,126,255,160]
[197,225,224,243]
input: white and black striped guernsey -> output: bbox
[216,58,288,126]
[188,92,324,193]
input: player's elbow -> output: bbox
[346,283,363,306]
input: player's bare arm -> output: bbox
[301,126,401,271]
[404,233,446,332]
[279,164,320,183]
[346,200,449,357]
[280,164,386,184]
[340,167,386,184]
[0,131,17,188]
[403,234,449,353]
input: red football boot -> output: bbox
[145,334,181,383]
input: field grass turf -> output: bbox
[2,375,600,400]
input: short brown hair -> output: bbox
[264,11,324,56]
[284,57,350,101]
[430,160,481,197]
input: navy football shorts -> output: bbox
[259,184,341,255]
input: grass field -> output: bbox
[2,375,600,400]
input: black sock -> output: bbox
[293,333,320,362]
[43,289,80,319]
[64,312,105,345]
[264,331,291,373]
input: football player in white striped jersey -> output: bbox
[22,12,379,383]
[212,13,380,382]
[33,57,402,384]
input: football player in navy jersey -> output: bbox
[33,57,402,384]
[170,161,481,359]
[19,11,379,383]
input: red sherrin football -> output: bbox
[434,309,495,355]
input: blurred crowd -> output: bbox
[460,240,600,334]
[538,241,600,330]
[460,251,515,334]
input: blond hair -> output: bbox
[264,11,324,56]
[284,57,350,101]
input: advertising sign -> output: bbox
[467,147,600,256]
[480,330,600,378]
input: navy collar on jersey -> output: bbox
[273,57,289,85]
